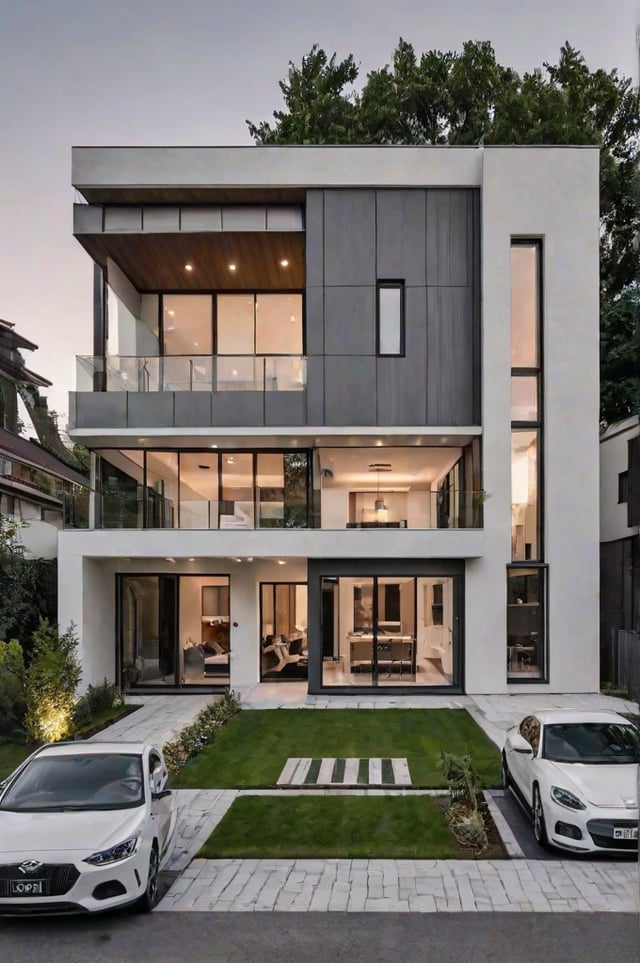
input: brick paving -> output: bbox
[93,689,639,913]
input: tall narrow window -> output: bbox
[377,283,404,356]
[509,240,545,681]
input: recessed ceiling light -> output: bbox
[165,557,176,563]
[228,263,237,272]
[227,456,234,464]
[211,444,218,449]
[280,259,289,267]
[184,263,193,272]
[231,369,238,377]
[194,341,199,347]
[247,557,254,562]
[168,309,175,316]
[188,557,195,562]
[277,559,286,565]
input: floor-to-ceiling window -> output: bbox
[509,240,546,681]
[260,582,308,681]
[119,574,230,687]
[319,574,459,688]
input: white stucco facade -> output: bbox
[61,145,601,695]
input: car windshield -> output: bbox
[0,753,144,812]
[542,722,639,764]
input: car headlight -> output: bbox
[83,835,140,866]
[551,786,586,811]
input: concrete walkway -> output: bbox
[88,688,639,913]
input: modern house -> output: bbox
[0,319,88,558]
[600,415,640,686]
[59,145,600,695]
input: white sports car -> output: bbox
[0,741,177,915]
[502,710,639,853]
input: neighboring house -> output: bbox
[60,145,600,695]
[0,319,88,558]
[599,415,640,684]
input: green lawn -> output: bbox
[175,708,501,789]
[199,795,465,859]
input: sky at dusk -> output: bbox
[1,0,639,423]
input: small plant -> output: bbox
[73,678,124,730]
[439,749,488,853]
[163,690,241,776]
[24,621,82,743]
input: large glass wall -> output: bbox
[260,583,308,681]
[509,240,546,681]
[96,449,310,530]
[320,575,457,688]
[120,574,230,687]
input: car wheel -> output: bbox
[136,844,160,913]
[532,785,549,848]
[501,752,511,790]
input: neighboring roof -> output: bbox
[600,414,640,444]
[0,427,88,488]
[0,318,51,388]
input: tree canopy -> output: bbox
[248,39,640,422]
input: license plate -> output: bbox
[613,827,638,840]
[10,879,47,896]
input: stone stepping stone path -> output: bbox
[277,757,411,787]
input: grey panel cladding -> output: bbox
[74,392,128,429]
[324,287,376,355]
[211,392,264,427]
[323,190,376,286]
[376,287,427,425]
[426,190,474,286]
[305,287,324,355]
[324,357,376,426]
[376,191,426,285]
[174,392,212,427]
[426,288,475,425]
[265,392,306,426]
[128,392,175,427]
[304,186,479,427]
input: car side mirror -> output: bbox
[152,789,172,800]
[509,733,534,754]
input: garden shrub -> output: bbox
[24,621,82,743]
[164,690,241,776]
[0,639,26,742]
[74,678,124,729]
[439,749,488,852]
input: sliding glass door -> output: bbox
[119,574,230,687]
[320,574,459,688]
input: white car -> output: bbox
[0,741,177,915]
[502,710,639,854]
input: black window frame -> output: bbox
[506,562,548,684]
[618,470,629,505]
[376,281,405,358]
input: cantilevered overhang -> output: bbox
[73,225,305,291]
[72,146,483,204]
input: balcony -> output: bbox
[76,355,306,393]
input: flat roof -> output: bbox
[72,144,599,204]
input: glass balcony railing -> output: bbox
[63,490,485,531]
[75,355,307,392]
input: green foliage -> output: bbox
[439,749,488,852]
[600,288,640,426]
[249,39,640,421]
[0,640,26,742]
[0,513,58,656]
[438,750,481,806]
[73,678,124,729]
[24,621,82,743]
[163,690,241,776]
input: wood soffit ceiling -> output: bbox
[76,231,305,291]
